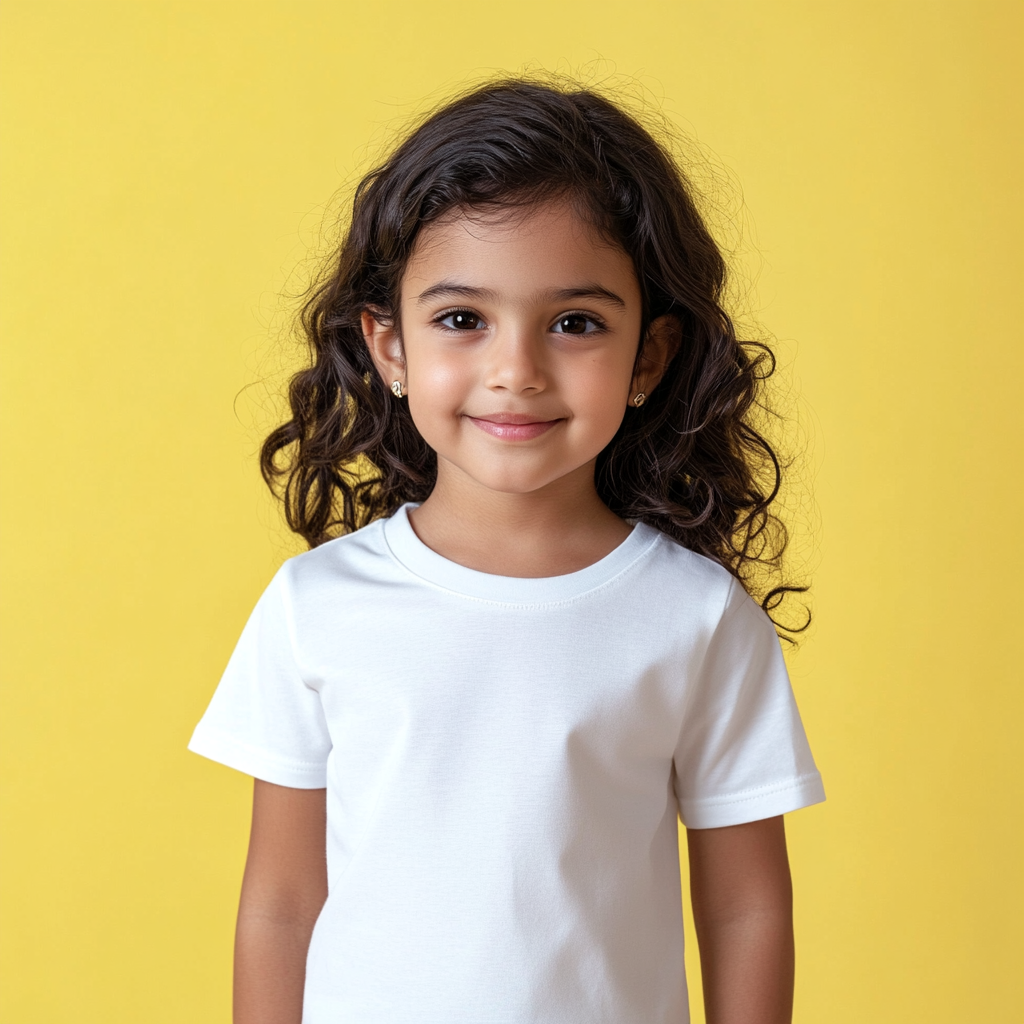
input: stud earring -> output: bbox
[632,392,647,407]
[391,380,405,398]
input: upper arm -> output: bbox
[240,780,328,923]
[686,815,792,922]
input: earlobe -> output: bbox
[630,315,682,403]
[361,308,406,390]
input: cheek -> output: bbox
[564,350,635,420]
[410,354,471,403]
[404,346,472,441]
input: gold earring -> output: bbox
[632,392,646,407]
[391,380,405,398]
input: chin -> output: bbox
[467,466,567,496]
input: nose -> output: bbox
[483,323,547,394]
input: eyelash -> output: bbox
[432,308,609,334]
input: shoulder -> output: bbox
[638,526,740,619]
[273,515,395,599]
[640,528,781,648]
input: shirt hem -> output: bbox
[187,724,328,789]
[680,772,825,829]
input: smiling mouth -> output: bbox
[466,414,561,441]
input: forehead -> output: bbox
[402,200,639,302]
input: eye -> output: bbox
[437,310,485,331]
[551,313,605,335]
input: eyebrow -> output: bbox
[552,285,627,309]
[416,283,496,304]
[415,281,627,309]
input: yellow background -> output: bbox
[2,2,1021,1021]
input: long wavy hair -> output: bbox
[262,78,808,635]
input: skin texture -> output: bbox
[688,816,795,1024]
[235,201,795,1023]
[234,781,327,1024]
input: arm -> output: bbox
[686,815,794,1024]
[234,780,328,1024]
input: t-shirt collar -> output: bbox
[383,503,660,604]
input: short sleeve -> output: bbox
[188,568,331,788]
[673,580,825,828]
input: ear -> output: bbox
[630,314,682,403]
[361,309,406,392]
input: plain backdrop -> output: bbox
[1,2,1021,1021]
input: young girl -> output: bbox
[190,78,824,1024]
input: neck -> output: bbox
[408,459,631,578]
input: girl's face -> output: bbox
[364,200,675,499]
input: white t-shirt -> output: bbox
[190,504,824,1024]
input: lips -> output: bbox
[467,413,561,441]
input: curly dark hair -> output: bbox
[261,77,808,635]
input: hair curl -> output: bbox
[261,78,808,636]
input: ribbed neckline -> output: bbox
[382,503,660,604]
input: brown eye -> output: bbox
[440,311,483,330]
[553,314,599,335]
